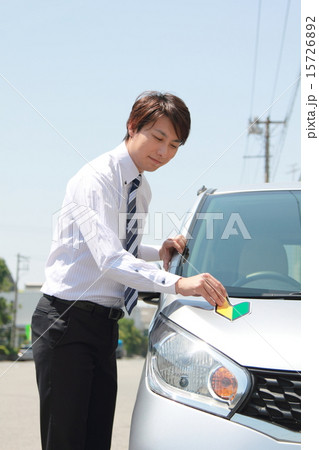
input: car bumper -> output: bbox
[129,364,300,450]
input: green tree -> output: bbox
[0,259,14,347]
[0,258,14,292]
[0,296,12,346]
[119,318,148,357]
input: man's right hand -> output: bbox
[175,273,227,307]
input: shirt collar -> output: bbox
[114,141,140,186]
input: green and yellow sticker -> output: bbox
[216,298,251,321]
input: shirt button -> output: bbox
[161,279,165,284]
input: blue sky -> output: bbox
[0,0,304,286]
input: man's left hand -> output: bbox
[159,235,187,270]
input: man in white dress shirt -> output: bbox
[31,91,227,450]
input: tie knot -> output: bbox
[131,176,140,190]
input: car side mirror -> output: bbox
[138,291,160,305]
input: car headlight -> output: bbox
[147,313,251,418]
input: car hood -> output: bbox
[159,295,301,371]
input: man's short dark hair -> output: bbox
[124,91,191,145]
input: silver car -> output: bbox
[130,184,301,450]
[17,345,33,361]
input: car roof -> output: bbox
[203,182,301,196]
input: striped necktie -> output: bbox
[124,176,141,314]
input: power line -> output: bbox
[284,69,301,124]
[241,0,262,183]
[269,0,291,115]
[272,70,300,179]
[249,0,262,118]
[244,0,298,184]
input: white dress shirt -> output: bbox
[41,141,180,307]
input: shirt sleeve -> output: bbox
[68,170,180,294]
[139,244,161,261]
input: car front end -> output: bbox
[130,185,301,449]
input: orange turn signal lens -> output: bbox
[211,366,238,401]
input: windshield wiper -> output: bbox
[227,290,301,299]
[260,292,301,299]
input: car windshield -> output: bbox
[179,189,301,299]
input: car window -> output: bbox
[180,190,301,298]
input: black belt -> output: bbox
[43,294,125,321]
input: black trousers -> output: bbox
[31,296,119,450]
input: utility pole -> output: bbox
[10,254,29,349]
[248,116,286,182]
[287,163,300,181]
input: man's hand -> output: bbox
[175,273,227,307]
[159,234,186,270]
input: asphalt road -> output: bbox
[0,357,145,450]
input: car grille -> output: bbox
[237,368,301,432]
